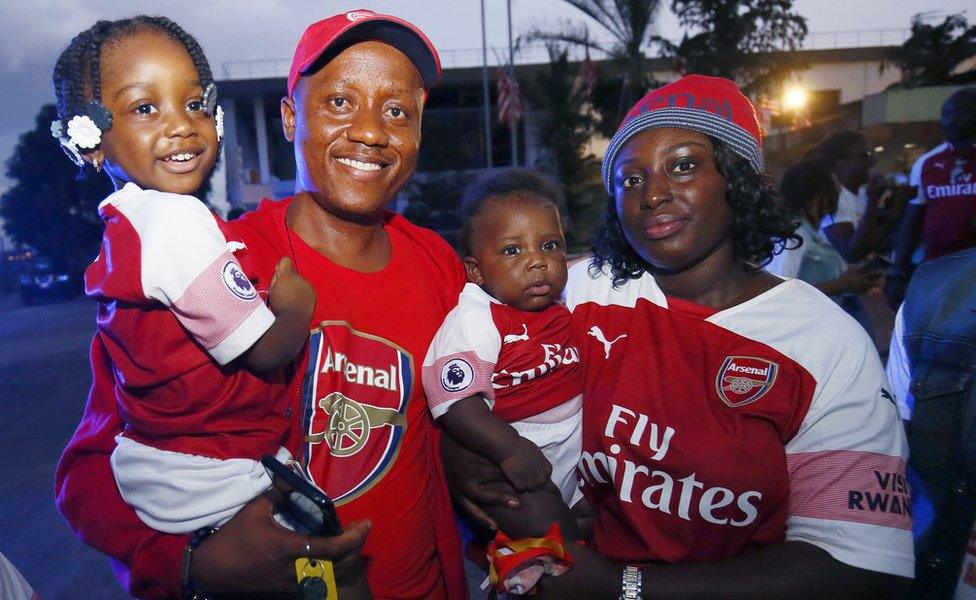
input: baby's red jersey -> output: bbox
[84,183,288,460]
[910,142,976,261]
[423,283,582,422]
[234,199,468,600]
[565,262,914,578]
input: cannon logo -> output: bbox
[715,356,778,408]
[299,321,411,505]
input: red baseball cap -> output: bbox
[287,9,442,96]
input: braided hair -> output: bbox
[52,16,213,130]
[591,136,801,287]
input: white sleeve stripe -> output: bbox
[787,516,915,578]
[209,303,275,366]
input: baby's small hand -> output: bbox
[268,257,315,319]
[499,437,552,492]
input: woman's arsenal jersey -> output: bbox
[565,261,914,578]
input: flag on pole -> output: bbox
[497,66,525,125]
[573,51,598,101]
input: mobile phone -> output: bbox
[859,255,892,274]
[262,455,342,536]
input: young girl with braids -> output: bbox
[52,16,316,534]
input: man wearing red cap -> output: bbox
[56,10,468,599]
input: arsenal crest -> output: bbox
[715,356,778,408]
[299,321,411,505]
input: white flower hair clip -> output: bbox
[51,100,114,168]
[50,118,84,167]
[66,115,102,150]
[215,105,225,143]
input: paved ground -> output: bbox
[0,294,126,599]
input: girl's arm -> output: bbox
[242,257,315,373]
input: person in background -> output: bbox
[887,87,976,309]
[766,159,882,297]
[887,247,976,599]
[806,131,910,339]
[810,130,908,264]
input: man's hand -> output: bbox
[440,433,519,533]
[191,490,371,598]
[499,437,552,492]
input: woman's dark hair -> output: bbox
[779,159,837,222]
[52,16,213,126]
[458,168,565,255]
[804,130,865,170]
[591,136,801,287]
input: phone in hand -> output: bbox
[262,454,342,536]
[858,255,892,274]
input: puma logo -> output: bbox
[504,324,530,344]
[588,325,627,359]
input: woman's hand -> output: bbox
[440,432,519,532]
[190,490,371,598]
[836,265,882,294]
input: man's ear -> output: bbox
[281,95,296,142]
[463,257,483,285]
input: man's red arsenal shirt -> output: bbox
[234,199,468,600]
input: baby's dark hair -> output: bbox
[52,16,213,126]
[459,168,565,255]
[591,136,801,286]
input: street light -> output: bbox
[783,84,808,111]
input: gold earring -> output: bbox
[93,157,102,172]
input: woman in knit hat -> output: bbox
[447,75,914,598]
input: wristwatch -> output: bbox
[619,565,643,600]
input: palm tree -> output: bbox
[653,0,808,94]
[889,13,976,87]
[529,0,663,135]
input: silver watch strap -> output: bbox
[618,565,643,600]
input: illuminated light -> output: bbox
[904,142,917,149]
[875,146,885,153]
[783,85,808,110]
